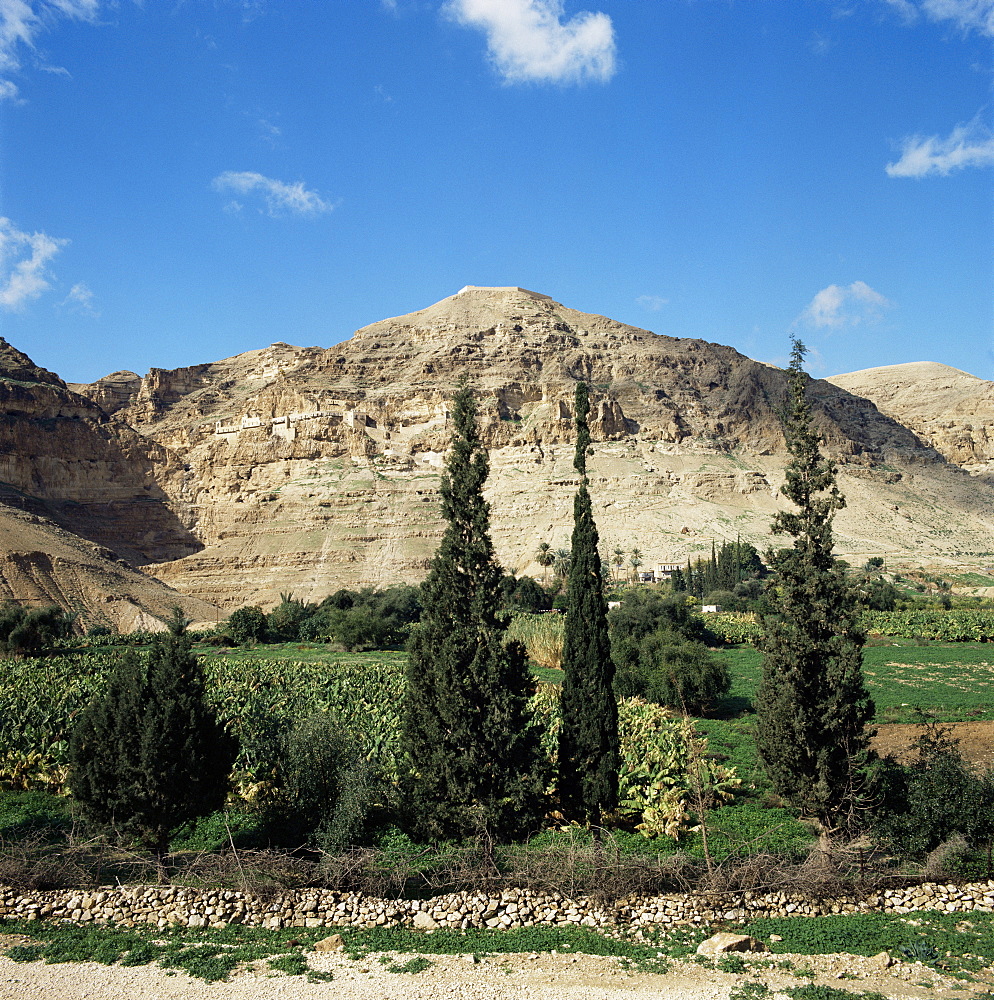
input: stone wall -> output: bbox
[2,880,993,932]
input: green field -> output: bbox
[714,643,994,724]
[201,642,408,669]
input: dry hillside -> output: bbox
[4,287,994,612]
[827,361,994,481]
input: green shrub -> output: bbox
[310,586,422,649]
[871,718,994,862]
[323,608,400,651]
[226,606,267,645]
[0,603,74,655]
[499,575,551,613]
[615,632,730,715]
[266,597,311,643]
[68,630,237,857]
[609,589,711,652]
[268,712,382,849]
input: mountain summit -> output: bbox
[3,289,993,613]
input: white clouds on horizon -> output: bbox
[444,0,616,85]
[886,117,994,176]
[0,0,101,98]
[61,281,97,316]
[636,294,668,311]
[794,281,894,331]
[211,171,335,217]
[0,216,68,311]
[883,0,994,36]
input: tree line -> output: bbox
[58,354,993,872]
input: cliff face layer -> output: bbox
[0,339,213,628]
[6,288,994,614]
[827,362,994,482]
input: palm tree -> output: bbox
[612,546,626,583]
[553,547,572,580]
[536,541,555,586]
[629,547,643,583]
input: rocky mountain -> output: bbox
[0,340,219,629]
[5,287,994,615]
[827,362,994,482]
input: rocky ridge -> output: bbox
[6,287,994,612]
[0,340,218,628]
[827,361,994,481]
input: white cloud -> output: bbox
[211,171,334,217]
[886,117,994,176]
[444,0,616,85]
[0,216,68,311]
[794,281,894,331]
[0,0,101,93]
[881,3,994,176]
[636,294,668,311]
[61,280,97,316]
[884,0,994,35]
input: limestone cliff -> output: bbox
[0,337,214,627]
[51,286,985,611]
[827,362,994,481]
[7,291,994,613]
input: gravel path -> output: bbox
[0,948,981,1000]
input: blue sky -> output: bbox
[1,0,992,384]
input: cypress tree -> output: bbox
[403,385,544,842]
[558,382,619,827]
[69,618,236,861]
[754,339,875,837]
[707,540,719,593]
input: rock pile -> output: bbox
[2,880,994,932]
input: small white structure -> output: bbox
[701,605,723,614]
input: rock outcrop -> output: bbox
[6,289,994,613]
[827,362,994,481]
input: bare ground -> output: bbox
[871,720,994,772]
[1,937,990,1000]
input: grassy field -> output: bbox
[194,642,408,669]
[713,643,994,725]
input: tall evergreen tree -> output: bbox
[69,619,235,860]
[403,385,544,842]
[558,383,619,827]
[754,339,874,836]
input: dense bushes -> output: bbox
[0,603,74,655]
[872,720,994,865]
[68,624,236,857]
[609,591,729,714]
[614,635,731,716]
[224,585,423,650]
[226,606,267,645]
[267,712,383,850]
